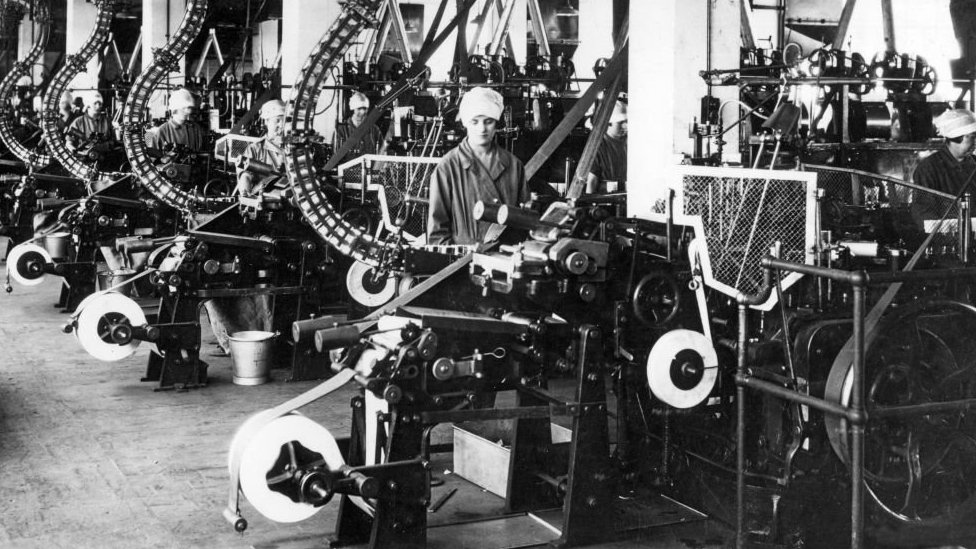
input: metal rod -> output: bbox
[736,375,863,422]
[832,0,859,50]
[735,304,748,549]
[872,398,976,418]
[880,0,896,53]
[851,285,865,549]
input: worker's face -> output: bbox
[265,114,285,141]
[949,132,976,157]
[87,100,103,116]
[171,106,195,125]
[463,115,498,148]
[608,119,627,139]
[351,106,368,126]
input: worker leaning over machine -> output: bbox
[585,98,628,195]
[65,90,116,151]
[235,99,287,197]
[331,91,389,164]
[912,108,976,222]
[427,86,529,246]
[145,88,206,155]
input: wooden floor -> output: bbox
[0,242,731,549]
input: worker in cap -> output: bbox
[427,86,528,246]
[585,99,628,195]
[332,91,389,165]
[66,88,117,156]
[57,90,77,129]
[912,108,976,223]
[145,87,205,154]
[236,99,288,197]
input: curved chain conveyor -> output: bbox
[284,0,402,267]
[39,0,120,182]
[0,0,51,170]
[120,0,224,213]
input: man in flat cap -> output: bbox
[236,99,287,196]
[332,91,389,165]
[913,108,976,222]
[427,86,528,246]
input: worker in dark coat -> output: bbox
[65,90,117,154]
[427,87,528,246]
[144,88,206,154]
[236,99,287,196]
[912,108,976,223]
[332,91,388,165]
[586,99,627,194]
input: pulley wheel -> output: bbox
[646,329,718,409]
[74,292,147,361]
[346,261,396,307]
[7,243,52,286]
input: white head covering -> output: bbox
[260,99,286,119]
[348,92,369,110]
[458,87,504,122]
[935,109,976,139]
[609,100,627,124]
[169,88,196,111]
[85,90,103,106]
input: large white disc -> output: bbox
[75,292,147,362]
[233,413,345,523]
[646,329,718,409]
[346,260,396,307]
[7,243,52,286]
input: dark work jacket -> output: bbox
[332,121,385,165]
[427,139,528,246]
[912,146,976,221]
[590,134,627,191]
[145,119,206,153]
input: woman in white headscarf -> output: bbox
[426,87,528,246]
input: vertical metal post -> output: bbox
[960,194,971,263]
[850,281,866,549]
[736,303,748,549]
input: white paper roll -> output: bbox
[346,261,396,307]
[838,240,879,258]
[75,292,147,361]
[7,243,52,286]
[235,413,346,523]
[646,329,718,409]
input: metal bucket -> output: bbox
[228,331,276,386]
[42,232,71,260]
[97,268,137,296]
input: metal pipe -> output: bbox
[872,398,976,418]
[851,285,865,549]
[761,257,863,283]
[832,0,859,50]
[735,304,748,549]
[963,194,972,264]
[880,0,896,53]
[736,375,863,422]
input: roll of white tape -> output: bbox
[838,240,879,258]
[646,329,718,409]
[235,413,345,523]
[75,292,147,361]
[7,243,52,286]
[346,261,396,307]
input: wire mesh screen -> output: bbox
[804,164,959,235]
[670,166,816,303]
[214,134,261,165]
[338,155,440,242]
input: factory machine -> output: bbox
[4,0,975,546]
